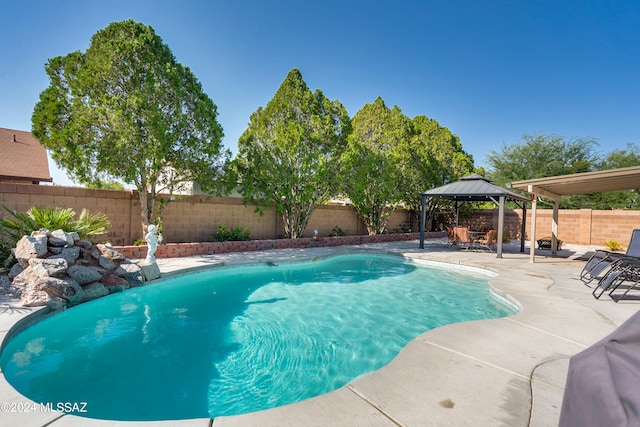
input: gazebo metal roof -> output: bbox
[421,174,529,202]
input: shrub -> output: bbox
[0,205,111,267]
[602,240,625,252]
[329,226,348,237]
[212,225,251,242]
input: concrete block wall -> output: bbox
[0,183,135,246]
[2,184,639,248]
[465,208,640,246]
[0,184,415,246]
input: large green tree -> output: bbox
[32,19,229,235]
[486,134,598,187]
[231,69,350,238]
[486,134,640,209]
[563,143,640,209]
[399,115,475,228]
[340,97,411,235]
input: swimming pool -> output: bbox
[0,253,516,421]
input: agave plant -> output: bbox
[602,239,625,252]
[73,209,110,238]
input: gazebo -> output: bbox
[419,174,530,258]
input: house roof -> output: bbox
[0,127,52,183]
[508,166,640,200]
[421,174,529,202]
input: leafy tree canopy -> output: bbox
[32,19,229,234]
[563,143,640,209]
[399,115,475,227]
[487,134,640,209]
[486,133,599,187]
[340,97,411,235]
[232,68,350,238]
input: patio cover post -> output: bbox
[530,194,538,263]
[552,201,559,256]
[520,203,527,253]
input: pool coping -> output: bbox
[1,239,637,426]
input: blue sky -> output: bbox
[2,0,639,186]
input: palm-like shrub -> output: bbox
[0,205,111,267]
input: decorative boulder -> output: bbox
[11,267,38,294]
[139,262,161,281]
[51,246,81,264]
[97,243,126,261]
[101,273,130,293]
[8,263,23,280]
[48,229,75,247]
[66,265,104,285]
[37,277,84,305]
[82,282,109,300]
[28,258,68,278]
[20,285,50,307]
[98,256,116,270]
[14,235,48,262]
[115,261,144,287]
[5,230,158,309]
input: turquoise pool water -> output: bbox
[0,254,516,421]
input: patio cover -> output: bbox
[419,174,530,258]
[509,166,640,262]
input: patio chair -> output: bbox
[580,229,640,285]
[453,226,472,249]
[446,226,456,246]
[474,229,497,251]
[592,256,640,300]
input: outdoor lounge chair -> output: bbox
[580,229,640,285]
[592,256,640,301]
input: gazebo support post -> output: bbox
[497,195,505,258]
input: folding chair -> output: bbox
[580,229,640,285]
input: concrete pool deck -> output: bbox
[0,238,637,426]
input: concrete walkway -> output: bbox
[0,239,637,427]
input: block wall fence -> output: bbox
[0,183,413,246]
[1,184,639,256]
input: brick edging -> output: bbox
[114,232,444,259]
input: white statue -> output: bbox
[144,224,158,264]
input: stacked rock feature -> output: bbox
[7,229,146,309]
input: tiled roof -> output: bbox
[0,127,52,183]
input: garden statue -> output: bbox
[144,224,158,264]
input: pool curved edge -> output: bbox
[0,248,516,427]
[0,243,632,427]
